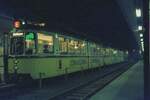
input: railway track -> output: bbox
[0,83,16,98]
[49,62,134,100]
[0,61,135,100]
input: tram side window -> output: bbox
[58,37,86,55]
[68,40,74,54]
[58,37,68,54]
[96,46,100,55]
[106,49,110,56]
[25,32,36,54]
[68,40,86,55]
[79,41,86,55]
[38,33,53,54]
[110,49,113,56]
[68,40,79,54]
[101,48,106,56]
[91,44,97,56]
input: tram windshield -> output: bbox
[10,32,36,55]
[10,36,24,55]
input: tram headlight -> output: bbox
[13,59,19,70]
[14,66,18,70]
[14,60,19,65]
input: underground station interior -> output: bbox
[0,0,149,100]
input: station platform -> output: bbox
[90,60,144,100]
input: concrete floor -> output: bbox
[90,61,144,100]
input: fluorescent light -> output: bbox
[136,8,141,17]
[140,38,143,42]
[140,34,143,37]
[138,26,142,31]
[141,41,144,44]
[141,44,144,51]
[141,41,144,51]
[139,50,142,54]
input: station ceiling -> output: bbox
[0,0,143,51]
[116,0,143,51]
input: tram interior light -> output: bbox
[126,51,128,54]
[113,51,117,54]
[55,34,58,38]
[74,45,78,49]
[48,42,53,45]
[38,33,53,42]
[82,43,85,47]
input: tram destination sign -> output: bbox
[13,32,24,37]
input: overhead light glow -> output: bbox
[140,33,143,37]
[141,41,144,52]
[140,38,143,42]
[139,50,142,54]
[141,41,144,45]
[141,44,144,51]
[22,21,25,25]
[138,26,142,31]
[136,8,141,17]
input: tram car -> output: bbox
[0,15,13,82]
[5,20,128,80]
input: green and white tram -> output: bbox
[6,20,128,80]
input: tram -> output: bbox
[4,20,128,80]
